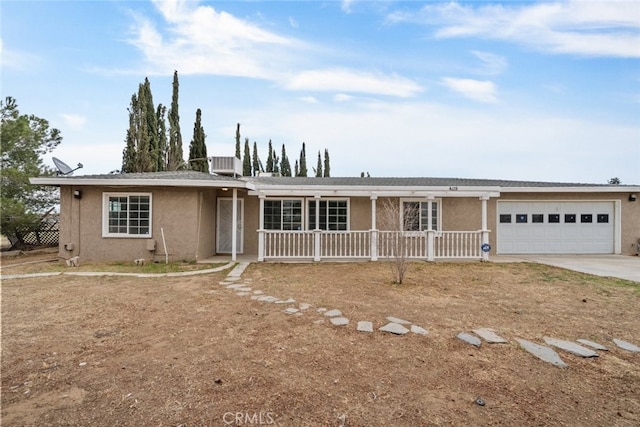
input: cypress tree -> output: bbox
[299,142,308,177]
[167,71,184,170]
[235,123,241,160]
[142,78,158,171]
[252,141,262,176]
[135,83,153,172]
[280,144,291,176]
[266,140,274,172]
[323,149,330,177]
[121,94,138,173]
[156,104,167,171]
[315,151,323,177]
[294,160,299,177]
[188,108,209,173]
[243,138,252,176]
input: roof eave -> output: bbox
[29,177,251,189]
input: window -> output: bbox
[581,214,593,223]
[532,214,544,223]
[308,199,348,230]
[499,214,512,223]
[103,193,151,237]
[565,214,576,223]
[597,214,609,223]
[516,214,528,223]
[264,199,302,230]
[549,214,560,223]
[402,200,440,231]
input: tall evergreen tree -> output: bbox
[280,144,291,176]
[252,141,262,176]
[188,109,208,173]
[243,138,252,176]
[121,94,138,173]
[323,149,331,177]
[156,104,167,171]
[266,140,274,172]
[167,71,184,170]
[235,123,241,160]
[314,150,323,177]
[298,142,308,177]
[142,78,159,170]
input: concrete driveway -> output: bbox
[492,255,640,283]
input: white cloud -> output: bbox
[60,114,87,131]
[0,38,41,70]
[334,93,354,102]
[288,17,299,29]
[299,96,318,104]
[388,1,640,58]
[285,69,423,98]
[471,51,507,76]
[342,0,355,14]
[442,78,498,103]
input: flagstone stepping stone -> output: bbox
[357,321,374,333]
[235,287,252,292]
[274,298,296,304]
[284,307,299,315]
[379,323,409,335]
[613,338,640,353]
[411,325,429,336]
[317,308,327,313]
[472,328,507,344]
[226,284,246,289]
[387,316,411,325]
[324,309,343,317]
[225,277,242,282]
[255,296,279,302]
[576,339,608,351]
[299,303,311,310]
[544,337,598,358]
[236,292,251,297]
[330,317,349,326]
[253,290,264,295]
[457,332,481,348]
[516,338,568,368]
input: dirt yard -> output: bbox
[1,254,639,426]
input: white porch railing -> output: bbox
[260,230,487,261]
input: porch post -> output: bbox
[480,195,489,261]
[258,194,265,262]
[370,195,378,261]
[231,188,238,262]
[427,196,435,261]
[314,195,321,261]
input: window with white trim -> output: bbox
[103,193,152,237]
[308,199,349,230]
[401,200,440,231]
[264,199,303,230]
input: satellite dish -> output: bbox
[52,157,83,176]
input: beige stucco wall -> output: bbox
[58,185,222,262]
[58,187,639,261]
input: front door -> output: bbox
[217,198,244,253]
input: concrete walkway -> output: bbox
[492,254,640,283]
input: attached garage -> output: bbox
[497,201,618,254]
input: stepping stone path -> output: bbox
[379,323,409,335]
[516,338,568,368]
[330,317,349,326]
[472,328,507,344]
[544,337,599,358]
[357,321,374,333]
[576,339,608,351]
[613,338,640,353]
[457,332,481,348]
[217,261,636,370]
[324,309,342,317]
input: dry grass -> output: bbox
[1,256,639,426]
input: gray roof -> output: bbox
[248,176,619,188]
[57,170,239,181]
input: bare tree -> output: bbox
[377,198,420,284]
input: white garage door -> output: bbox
[497,201,615,254]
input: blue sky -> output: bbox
[2,0,639,183]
